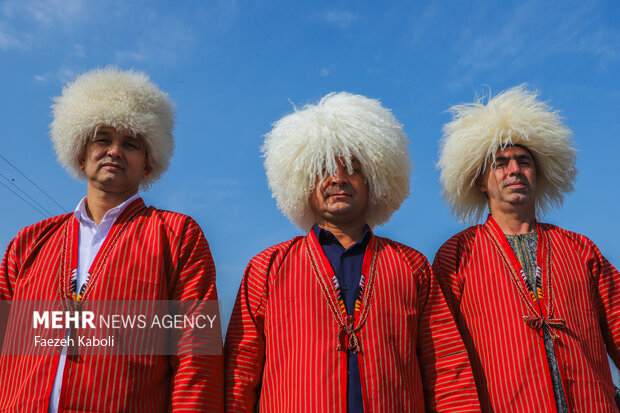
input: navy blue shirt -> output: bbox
[312,224,371,413]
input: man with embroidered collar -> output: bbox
[224,92,479,412]
[0,67,223,412]
[434,85,620,412]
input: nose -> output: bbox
[328,164,349,185]
[507,158,521,175]
[105,142,123,158]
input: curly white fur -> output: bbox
[438,84,577,223]
[263,92,411,230]
[50,67,174,188]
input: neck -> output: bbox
[489,206,536,235]
[85,185,137,225]
[316,220,366,249]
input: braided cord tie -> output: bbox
[305,235,380,356]
[337,315,361,354]
[522,315,567,341]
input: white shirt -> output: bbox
[48,193,140,413]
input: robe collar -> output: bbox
[58,197,147,307]
[483,215,566,340]
[304,226,379,353]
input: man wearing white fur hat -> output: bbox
[0,68,223,412]
[434,85,620,412]
[225,92,480,412]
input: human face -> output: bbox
[309,157,369,228]
[78,126,151,196]
[477,146,537,213]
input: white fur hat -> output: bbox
[438,84,577,223]
[50,67,174,188]
[263,92,411,230]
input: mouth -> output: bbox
[326,191,352,200]
[505,181,528,189]
[100,162,124,171]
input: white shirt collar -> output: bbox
[73,192,141,227]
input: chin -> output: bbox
[328,205,357,214]
[507,197,533,207]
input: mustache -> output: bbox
[503,177,529,187]
[324,187,352,197]
[99,159,126,169]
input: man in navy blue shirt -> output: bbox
[310,156,371,412]
[225,92,479,412]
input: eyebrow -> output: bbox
[495,154,532,162]
[94,130,137,140]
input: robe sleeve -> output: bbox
[0,215,68,302]
[587,240,620,368]
[0,238,16,301]
[224,248,273,412]
[0,238,16,348]
[168,217,224,412]
[431,236,464,318]
[417,259,480,412]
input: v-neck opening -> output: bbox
[59,198,146,303]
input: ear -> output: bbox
[142,156,153,179]
[476,174,487,194]
[78,154,85,171]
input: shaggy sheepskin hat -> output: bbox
[50,67,174,188]
[438,84,577,223]
[263,92,411,230]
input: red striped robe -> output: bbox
[225,231,480,412]
[0,198,223,412]
[433,215,620,412]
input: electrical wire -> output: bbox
[0,171,54,216]
[0,179,47,217]
[0,153,67,212]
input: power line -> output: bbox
[0,179,47,217]
[0,153,67,212]
[0,171,54,216]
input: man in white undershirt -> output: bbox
[0,67,223,412]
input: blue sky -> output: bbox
[1,0,618,354]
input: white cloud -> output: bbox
[33,68,75,85]
[574,26,620,59]
[112,2,241,65]
[58,68,75,83]
[2,0,86,25]
[113,20,195,65]
[1,0,239,68]
[0,0,87,50]
[114,49,148,63]
[407,3,440,47]
[0,22,20,49]
[453,0,619,76]
[25,0,86,25]
[72,43,85,57]
[320,9,359,29]
[1,1,19,19]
